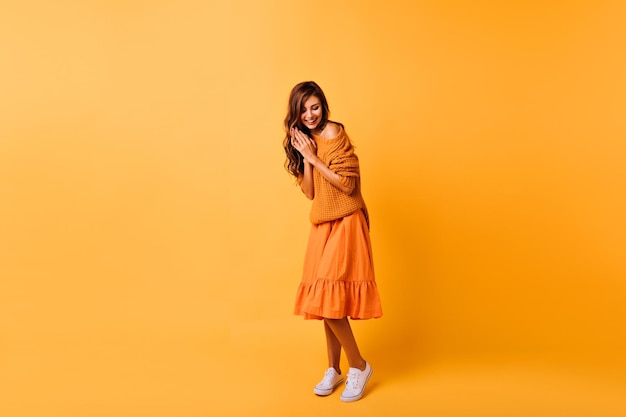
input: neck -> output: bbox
[311,122,326,137]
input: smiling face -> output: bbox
[300,95,323,132]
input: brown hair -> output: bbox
[283,81,330,178]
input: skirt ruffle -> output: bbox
[294,209,382,320]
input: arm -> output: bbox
[292,127,354,195]
[298,160,315,200]
[309,157,354,194]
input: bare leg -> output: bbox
[323,317,366,371]
[324,321,342,373]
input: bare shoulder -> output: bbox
[322,121,342,139]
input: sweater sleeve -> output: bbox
[310,129,367,224]
[327,143,360,195]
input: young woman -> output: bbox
[283,81,382,402]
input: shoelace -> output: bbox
[345,371,360,389]
[321,370,336,385]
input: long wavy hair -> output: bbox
[283,81,330,178]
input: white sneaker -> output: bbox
[340,362,372,402]
[314,367,344,396]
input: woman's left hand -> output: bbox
[291,127,318,164]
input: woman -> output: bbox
[283,81,382,402]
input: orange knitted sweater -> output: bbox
[309,126,368,226]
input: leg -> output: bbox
[323,317,366,371]
[324,321,342,373]
[313,321,345,396]
[325,317,373,402]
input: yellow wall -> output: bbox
[1,1,625,416]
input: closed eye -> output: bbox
[302,106,320,113]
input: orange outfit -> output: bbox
[294,126,382,320]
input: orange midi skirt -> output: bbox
[294,209,383,320]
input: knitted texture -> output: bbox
[309,126,368,225]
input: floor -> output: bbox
[1,318,624,417]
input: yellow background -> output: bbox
[1,1,625,416]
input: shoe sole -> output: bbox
[340,367,372,402]
[313,378,344,396]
